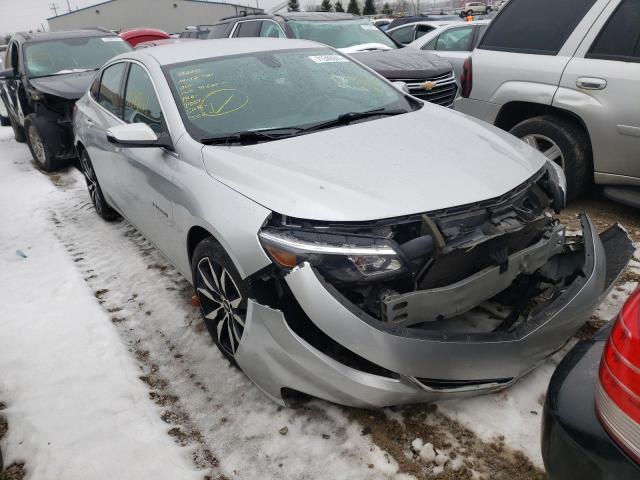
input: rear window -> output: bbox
[479,0,597,55]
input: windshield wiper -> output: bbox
[298,108,408,134]
[201,109,408,145]
[200,126,305,145]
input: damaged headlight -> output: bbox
[258,229,407,282]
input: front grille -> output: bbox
[392,72,458,107]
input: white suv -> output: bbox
[462,2,491,15]
[456,0,640,204]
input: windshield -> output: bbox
[25,37,132,78]
[165,48,412,142]
[288,20,396,49]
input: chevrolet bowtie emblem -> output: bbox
[421,81,436,91]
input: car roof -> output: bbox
[277,12,358,21]
[119,37,326,66]
[14,28,115,43]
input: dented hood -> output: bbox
[29,70,97,100]
[349,49,452,79]
[201,106,547,221]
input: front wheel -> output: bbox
[510,115,592,201]
[192,238,248,366]
[25,115,59,171]
[80,149,119,221]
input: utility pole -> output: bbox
[50,2,59,16]
[66,0,72,13]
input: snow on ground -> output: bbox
[1,121,638,479]
[0,128,201,479]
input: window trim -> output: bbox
[585,0,640,63]
[230,19,285,38]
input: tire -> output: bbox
[24,115,59,171]
[79,149,119,221]
[510,115,592,201]
[9,114,25,142]
[192,237,248,366]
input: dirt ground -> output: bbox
[0,402,24,480]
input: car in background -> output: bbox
[455,0,640,204]
[207,12,458,107]
[179,25,215,39]
[542,283,640,479]
[73,37,632,408]
[371,17,394,31]
[386,20,454,46]
[462,2,491,15]
[135,38,197,49]
[406,20,490,77]
[0,29,131,171]
[120,27,170,47]
[386,14,463,30]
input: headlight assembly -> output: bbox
[258,229,407,282]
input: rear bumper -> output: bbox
[542,328,640,479]
[236,216,632,407]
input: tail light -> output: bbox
[595,288,640,463]
[460,57,473,98]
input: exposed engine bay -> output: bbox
[258,167,587,335]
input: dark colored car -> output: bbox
[0,29,131,171]
[386,14,464,30]
[542,280,640,479]
[119,27,170,47]
[208,12,458,107]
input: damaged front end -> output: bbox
[240,166,633,407]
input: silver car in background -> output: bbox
[406,20,490,78]
[73,38,631,407]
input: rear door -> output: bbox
[558,0,640,179]
[83,61,127,202]
[471,0,602,103]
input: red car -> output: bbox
[119,28,170,47]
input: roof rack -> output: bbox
[219,11,270,21]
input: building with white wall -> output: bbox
[48,0,263,33]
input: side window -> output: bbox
[260,21,285,38]
[207,23,229,38]
[415,25,434,40]
[388,25,415,44]
[8,43,18,73]
[123,63,164,134]
[234,21,262,38]
[588,0,640,61]
[98,62,126,117]
[435,26,474,52]
[479,0,597,55]
[197,30,210,40]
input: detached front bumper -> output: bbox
[236,215,632,407]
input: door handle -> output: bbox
[576,77,607,90]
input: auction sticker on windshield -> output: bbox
[308,55,349,64]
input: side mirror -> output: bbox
[0,68,16,80]
[106,123,173,150]
[392,81,410,94]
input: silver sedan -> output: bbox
[73,38,631,407]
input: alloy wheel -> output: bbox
[521,134,565,170]
[28,125,46,165]
[195,256,245,357]
[81,155,103,214]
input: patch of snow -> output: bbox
[418,442,436,463]
[0,127,201,479]
[410,437,423,452]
